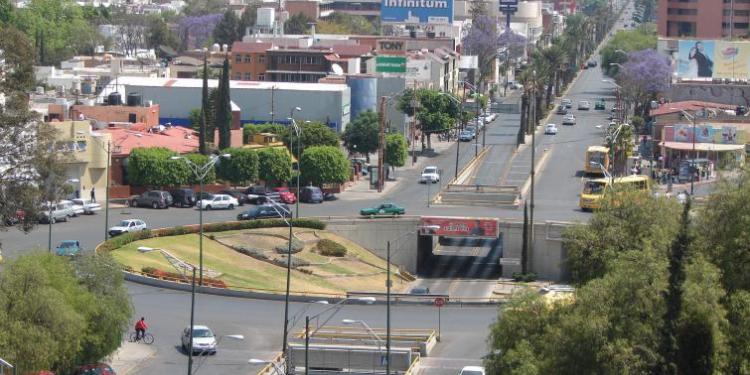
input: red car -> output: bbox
[273,187,297,204]
[73,364,116,375]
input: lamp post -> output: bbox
[603,77,624,123]
[287,115,301,218]
[341,319,384,350]
[46,176,79,252]
[171,153,229,375]
[529,69,537,260]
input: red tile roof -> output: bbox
[103,126,199,157]
[331,44,373,57]
[650,100,736,116]
[232,42,273,54]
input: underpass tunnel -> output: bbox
[416,234,503,280]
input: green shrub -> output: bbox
[142,266,157,275]
[274,236,305,254]
[512,272,538,282]
[316,239,347,257]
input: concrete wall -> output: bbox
[499,220,571,281]
[289,344,413,372]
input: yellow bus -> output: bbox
[584,146,610,175]
[579,174,651,211]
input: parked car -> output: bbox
[55,240,82,256]
[360,203,405,217]
[459,366,486,375]
[73,363,116,375]
[170,188,196,208]
[39,202,75,224]
[409,286,430,295]
[181,325,217,355]
[108,219,147,237]
[594,99,606,110]
[420,166,440,183]
[244,186,274,204]
[237,204,291,220]
[218,189,249,206]
[555,106,568,115]
[129,190,172,209]
[464,125,477,138]
[578,100,591,110]
[196,194,238,210]
[70,198,101,215]
[561,99,573,108]
[299,186,324,203]
[544,123,559,135]
[459,130,473,142]
[273,187,297,204]
[323,192,338,201]
[562,114,576,125]
[5,209,26,226]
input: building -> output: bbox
[266,48,335,83]
[231,42,274,81]
[657,0,750,38]
[99,76,352,132]
[286,0,334,19]
[49,121,111,199]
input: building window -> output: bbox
[235,73,242,80]
[235,54,242,63]
[258,73,265,81]
[244,54,251,63]
[668,8,697,15]
[244,72,252,80]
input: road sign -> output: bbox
[499,258,521,266]
[376,56,407,73]
[499,0,518,4]
[434,297,446,307]
[499,6,517,13]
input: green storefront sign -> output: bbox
[376,56,407,73]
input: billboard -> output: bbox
[673,39,750,80]
[381,0,453,24]
[670,123,746,144]
[420,217,499,238]
[376,56,407,73]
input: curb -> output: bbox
[519,147,553,198]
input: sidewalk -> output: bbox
[108,341,156,375]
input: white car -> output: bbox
[544,123,559,135]
[70,198,101,215]
[562,114,576,125]
[108,219,147,237]
[197,194,239,210]
[181,325,217,355]
[459,366,486,375]
[578,100,591,110]
[561,99,573,108]
[420,166,440,183]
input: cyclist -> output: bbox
[134,317,149,341]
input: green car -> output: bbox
[594,100,606,110]
[360,203,405,217]
[55,240,81,256]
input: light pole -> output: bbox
[341,319,384,350]
[287,115,301,218]
[437,92,463,180]
[0,357,16,375]
[172,153,229,375]
[603,77,624,123]
[46,176,78,252]
[672,109,698,195]
[529,69,537,260]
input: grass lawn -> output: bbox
[110,228,405,295]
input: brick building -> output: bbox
[231,42,273,81]
[657,0,750,38]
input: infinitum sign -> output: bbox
[381,0,453,24]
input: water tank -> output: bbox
[126,92,142,107]
[257,8,275,27]
[346,76,377,121]
[81,81,93,95]
[108,92,122,106]
[212,43,221,52]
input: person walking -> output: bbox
[90,187,96,203]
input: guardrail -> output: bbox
[444,184,520,193]
[255,353,284,375]
[404,354,422,375]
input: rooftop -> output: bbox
[650,100,737,116]
[102,76,350,94]
[101,126,199,156]
[232,41,274,54]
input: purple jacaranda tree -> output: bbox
[178,13,222,49]
[616,48,671,117]
[462,15,526,89]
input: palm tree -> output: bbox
[529,56,551,123]
[542,45,566,98]
[517,69,532,135]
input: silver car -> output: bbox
[39,201,75,224]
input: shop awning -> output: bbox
[660,141,745,152]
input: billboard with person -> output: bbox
[381,0,454,24]
[673,39,750,80]
[670,124,746,144]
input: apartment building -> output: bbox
[657,0,750,38]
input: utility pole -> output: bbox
[377,96,387,192]
[455,83,466,179]
[270,86,276,124]
[529,71,536,259]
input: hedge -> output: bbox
[97,218,326,254]
[316,238,347,257]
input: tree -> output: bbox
[725,291,750,373]
[615,49,671,117]
[411,89,461,149]
[258,147,292,186]
[216,147,258,185]
[178,13,222,49]
[237,5,258,37]
[284,12,312,34]
[183,0,225,16]
[0,0,11,25]
[184,153,216,185]
[199,56,209,154]
[384,133,407,169]
[215,57,232,149]
[316,13,377,35]
[300,146,350,186]
[213,9,239,47]
[599,26,657,76]
[462,15,498,89]
[282,122,339,158]
[342,111,379,162]
[146,14,180,55]
[126,147,191,187]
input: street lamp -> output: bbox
[287,116,301,218]
[671,108,698,195]
[248,359,284,375]
[171,153,229,375]
[46,177,79,252]
[0,357,16,375]
[602,79,624,123]
[438,92,464,180]
[341,319,384,350]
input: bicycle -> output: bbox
[129,331,155,344]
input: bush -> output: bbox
[316,239,347,257]
[142,266,157,275]
[274,236,305,254]
[275,255,310,268]
[512,272,538,282]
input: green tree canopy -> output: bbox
[147,14,181,56]
[237,5,258,37]
[215,57,232,149]
[316,13,378,35]
[342,110,379,160]
[599,25,657,76]
[244,123,289,143]
[300,146,350,186]
[258,147,292,186]
[126,147,210,187]
[281,122,339,158]
[384,133,407,168]
[216,147,258,185]
[213,9,239,47]
[284,12,312,34]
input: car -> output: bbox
[562,114,576,125]
[129,190,172,209]
[506,80,522,89]
[594,99,606,110]
[196,194,238,210]
[420,166,440,183]
[544,123,559,135]
[459,130,473,142]
[70,198,101,215]
[587,60,598,68]
[459,365,486,375]
[465,125,477,138]
[409,286,430,295]
[360,203,405,217]
[181,325,217,355]
[39,202,74,224]
[578,100,591,110]
[555,105,568,115]
[170,188,196,208]
[237,204,291,220]
[73,363,116,375]
[108,219,147,237]
[561,99,572,108]
[55,240,82,256]
[272,187,297,204]
[218,189,249,206]
[5,209,26,226]
[299,186,324,203]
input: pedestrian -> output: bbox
[90,186,96,203]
